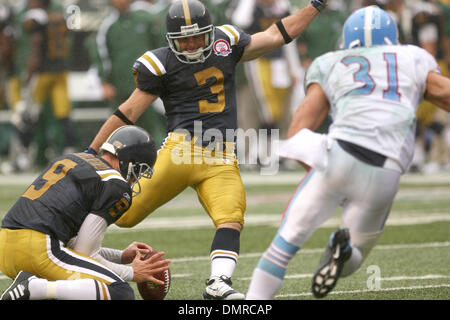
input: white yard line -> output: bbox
[238,274,450,282]
[166,241,450,263]
[106,212,450,232]
[2,171,450,186]
[276,284,450,298]
[1,242,449,281]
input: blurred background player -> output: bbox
[231,0,304,170]
[0,125,171,300]
[94,0,168,147]
[0,4,14,111]
[2,0,75,173]
[246,5,450,300]
[411,0,450,173]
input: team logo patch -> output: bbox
[213,39,232,57]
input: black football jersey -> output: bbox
[132,25,251,143]
[23,9,68,72]
[1,153,132,244]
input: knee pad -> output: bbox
[107,281,135,300]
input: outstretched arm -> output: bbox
[424,72,450,112]
[89,88,157,152]
[240,1,325,62]
[287,83,330,138]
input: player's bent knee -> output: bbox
[108,281,135,300]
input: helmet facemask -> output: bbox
[117,143,156,197]
[100,125,157,198]
[166,23,214,64]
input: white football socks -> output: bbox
[29,278,100,300]
[246,268,283,300]
[210,257,237,279]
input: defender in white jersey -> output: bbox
[246,6,450,300]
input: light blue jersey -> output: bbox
[306,44,440,173]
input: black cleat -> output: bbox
[1,271,36,300]
[312,228,352,298]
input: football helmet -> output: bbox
[343,6,398,49]
[100,125,157,196]
[166,0,214,64]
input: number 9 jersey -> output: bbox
[306,44,440,173]
[1,153,132,245]
[132,24,251,141]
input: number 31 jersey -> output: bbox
[132,25,251,141]
[306,44,440,173]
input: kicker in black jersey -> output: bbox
[132,25,251,142]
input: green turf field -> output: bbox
[0,170,449,300]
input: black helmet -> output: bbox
[166,0,214,64]
[100,125,157,196]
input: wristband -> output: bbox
[113,108,134,125]
[84,147,98,155]
[276,20,293,44]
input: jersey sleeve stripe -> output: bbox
[137,51,166,76]
[96,169,126,182]
[217,25,240,46]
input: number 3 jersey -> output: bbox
[132,25,251,141]
[306,44,440,173]
[1,153,132,244]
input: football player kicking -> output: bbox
[87,0,328,300]
[246,6,450,300]
[0,126,170,300]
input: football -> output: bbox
[137,250,171,300]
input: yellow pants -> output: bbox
[6,77,21,111]
[245,58,290,124]
[0,228,121,290]
[30,72,71,119]
[116,132,246,228]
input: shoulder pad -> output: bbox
[216,24,241,46]
[136,50,167,77]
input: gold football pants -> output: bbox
[116,132,246,228]
[0,228,122,290]
[30,71,71,119]
[244,58,290,124]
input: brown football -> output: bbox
[137,250,171,300]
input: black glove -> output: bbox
[311,0,327,12]
[84,147,98,155]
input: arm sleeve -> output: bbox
[99,247,123,264]
[95,12,118,83]
[70,213,134,281]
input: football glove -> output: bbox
[311,0,327,12]
[84,147,98,155]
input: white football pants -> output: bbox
[279,139,402,258]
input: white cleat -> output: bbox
[202,275,245,300]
